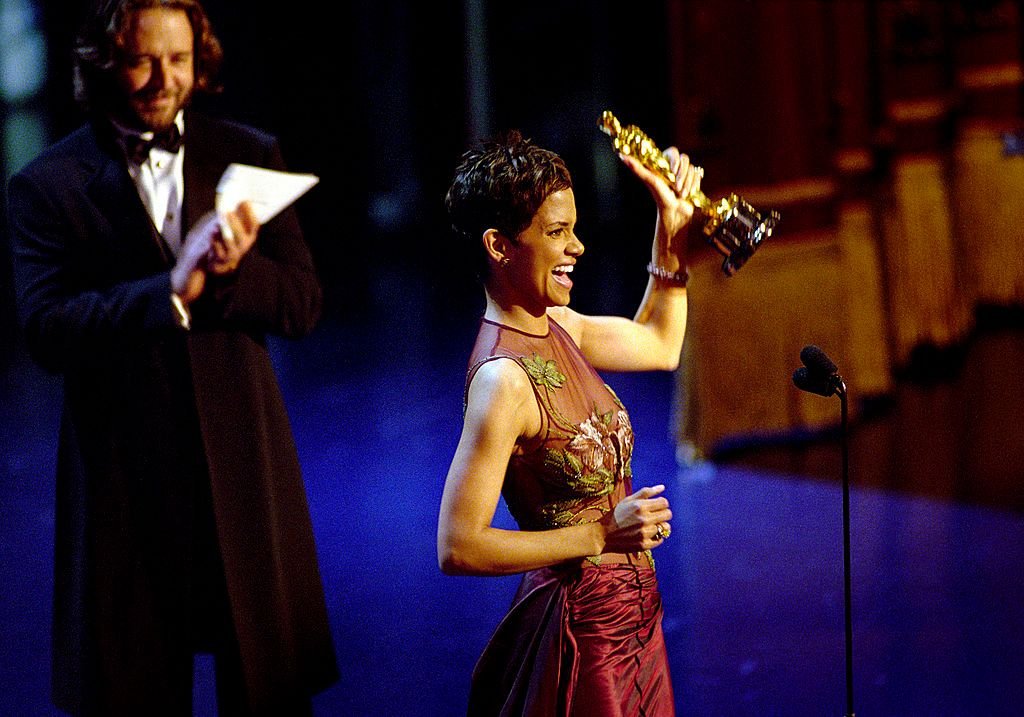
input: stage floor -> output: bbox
[2,309,1022,716]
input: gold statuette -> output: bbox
[599,110,779,276]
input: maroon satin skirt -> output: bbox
[468,563,674,716]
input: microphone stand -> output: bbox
[793,355,856,715]
[836,379,854,717]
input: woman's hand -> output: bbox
[561,147,699,374]
[620,148,702,265]
[599,484,673,554]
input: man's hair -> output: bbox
[445,131,573,279]
[72,0,223,113]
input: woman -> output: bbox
[438,130,699,716]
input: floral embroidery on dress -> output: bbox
[569,408,633,480]
[537,405,634,524]
[516,351,636,533]
[521,353,566,391]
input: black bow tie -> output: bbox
[123,125,184,164]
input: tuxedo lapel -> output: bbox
[183,113,221,235]
[83,128,175,268]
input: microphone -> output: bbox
[800,344,838,377]
[792,366,838,397]
[793,344,846,397]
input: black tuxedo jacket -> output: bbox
[8,112,338,713]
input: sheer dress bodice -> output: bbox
[466,318,653,569]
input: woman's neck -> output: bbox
[483,289,549,335]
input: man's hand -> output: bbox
[208,201,260,275]
[170,202,261,305]
[170,211,219,304]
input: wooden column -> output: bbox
[829,0,892,399]
[949,0,1024,307]
[874,0,973,365]
[667,0,891,453]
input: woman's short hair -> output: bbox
[73,0,223,113]
[445,131,573,278]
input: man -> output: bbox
[7,1,338,714]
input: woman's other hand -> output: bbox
[600,484,673,553]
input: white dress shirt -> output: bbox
[121,111,186,257]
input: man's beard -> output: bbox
[123,87,192,132]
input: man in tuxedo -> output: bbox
[7,1,338,714]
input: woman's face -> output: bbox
[505,188,584,313]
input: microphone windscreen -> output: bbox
[792,367,836,397]
[800,344,838,376]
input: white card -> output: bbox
[215,163,319,239]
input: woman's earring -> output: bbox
[500,257,510,268]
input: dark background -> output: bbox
[3,2,1024,715]
[5,0,679,333]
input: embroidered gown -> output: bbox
[465,318,674,717]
